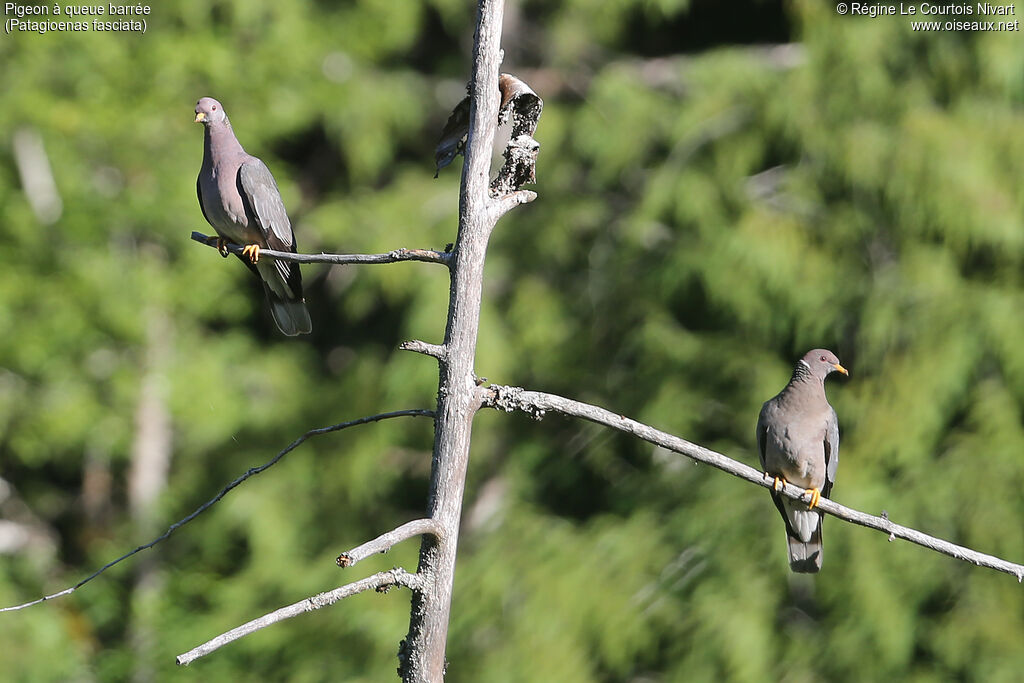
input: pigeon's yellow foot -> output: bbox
[215,238,231,258]
[242,244,261,264]
[804,487,821,509]
[769,475,786,492]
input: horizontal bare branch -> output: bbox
[0,409,434,614]
[337,518,443,569]
[176,568,422,666]
[190,232,452,266]
[483,384,1024,582]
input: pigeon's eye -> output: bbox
[212,105,217,111]
[820,355,827,362]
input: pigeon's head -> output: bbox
[194,97,227,125]
[800,349,848,379]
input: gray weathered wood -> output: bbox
[482,384,1024,582]
[399,1,511,680]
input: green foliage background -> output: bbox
[2,0,1024,680]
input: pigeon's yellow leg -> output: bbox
[767,475,786,492]
[242,244,261,264]
[804,488,821,509]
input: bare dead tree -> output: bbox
[394,3,539,679]
[185,3,542,677]
[179,2,1024,674]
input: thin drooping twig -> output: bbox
[0,409,434,614]
[336,518,443,568]
[176,568,423,666]
[482,384,1024,582]
[190,231,451,266]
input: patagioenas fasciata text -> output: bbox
[756,349,847,572]
[194,96,312,336]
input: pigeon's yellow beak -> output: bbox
[833,363,849,376]
[194,112,206,123]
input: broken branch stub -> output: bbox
[491,73,543,196]
[497,73,543,139]
[490,133,540,196]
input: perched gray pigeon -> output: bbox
[756,349,847,573]
[194,97,311,336]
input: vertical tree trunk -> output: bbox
[129,309,173,683]
[400,1,506,680]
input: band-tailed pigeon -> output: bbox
[194,97,312,336]
[756,349,847,573]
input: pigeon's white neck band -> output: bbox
[798,359,811,370]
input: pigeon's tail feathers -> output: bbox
[786,516,823,573]
[785,503,819,543]
[264,286,312,336]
